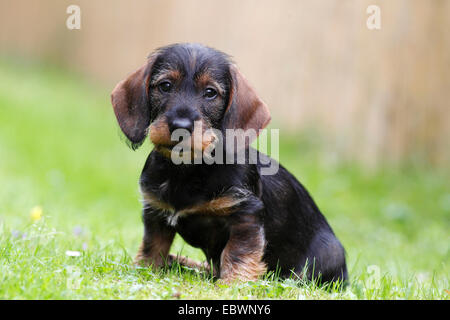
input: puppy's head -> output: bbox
[111,43,271,155]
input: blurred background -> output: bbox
[0,0,448,299]
[1,0,449,166]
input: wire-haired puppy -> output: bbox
[111,43,348,284]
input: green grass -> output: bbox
[0,57,448,299]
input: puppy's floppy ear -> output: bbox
[111,55,157,149]
[222,65,271,144]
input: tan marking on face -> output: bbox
[196,72,225,96]
[152,118,218,160]
[200,129,218,151]
[179,120,217,153]
[151,69,182,85]
[154,145,173,158]
[149,116,172,147]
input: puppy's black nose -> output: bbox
[169,118,194,133]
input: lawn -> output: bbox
[0,57,448,299]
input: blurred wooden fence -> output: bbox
[0,0,449,166]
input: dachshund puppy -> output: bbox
[111,43,348,284]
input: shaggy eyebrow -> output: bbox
[150,66,182,85]
[194,71,226,96]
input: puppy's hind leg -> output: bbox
[167,254,215,276]
[302,230,348,285]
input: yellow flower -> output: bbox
[30,206,43,221]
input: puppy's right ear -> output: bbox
[111,55,157,149]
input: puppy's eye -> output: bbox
[204,87,217,99]
[158,81,172,93]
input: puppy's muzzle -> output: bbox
[149,115,217,158]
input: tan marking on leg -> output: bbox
[134,231,175,268]
[219,225,267,283]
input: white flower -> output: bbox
[65,250,81,257]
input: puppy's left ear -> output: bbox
[222,65,271,144]
[111,54,157,149]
